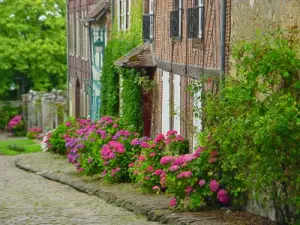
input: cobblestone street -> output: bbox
[0,156,159,225]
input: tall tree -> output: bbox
[0,0,67,98]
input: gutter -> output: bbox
[220,0,226,86]
[66,0,70,116]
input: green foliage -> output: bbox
[198,28,300,223]
[49,124,68,155]
[0,138,40,155]
[101,0,143,131]
[0,103,22,130]
[0,0,67,97]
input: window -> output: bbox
[118,0,130,31]
[187,0,204,39]
[143,0,154,41]
[76,11,80,56]
[170,0,182,39]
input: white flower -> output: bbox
[38,15,47,21]
[9,13,15,18]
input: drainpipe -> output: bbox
[66,0,70,116]
[220,0,226,87]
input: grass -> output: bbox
[0,138,41,155]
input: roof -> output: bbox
[85,1,106,22]
[114,43,157,68]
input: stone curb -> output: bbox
[15,158,224,225]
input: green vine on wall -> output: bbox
[101,0,143,131]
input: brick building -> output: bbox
[67,0,110,119]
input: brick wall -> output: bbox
[155,0,222,71]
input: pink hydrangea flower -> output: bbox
[146,166,154,172]
[138,155,146,161]
[144,176,150,180]
[160,156,174,165]
[128,163,135,167]
[154,133,165,143]
[166,130,177,136]
[217,189,230,204]
[185,186,193,194]
[210,180,219,192]
[177,171,193,179]
[169,165,180,172]
[210,150,218,157]
[169,198,177,207]
[153,169,163,176]
[149,152,156,157]
[199,179,206,187]
[141,142,150,148]
[152,186,160,191]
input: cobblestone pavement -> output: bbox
[0,156,159,225]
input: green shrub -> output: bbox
[197,28,300,223]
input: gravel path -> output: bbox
[0,156,159,225]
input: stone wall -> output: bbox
[231,0,300,43]
[23,90,67,132]
[230,0,300,222]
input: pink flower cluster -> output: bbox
[111,167,121,177]
[8,115,22,129]
[217,189,230,204]
[160,156,174,165]
[101,141,125,160]
[176,171,193,179]
[28,127,42,133]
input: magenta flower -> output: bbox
[177,171,193,179]
[128,163,135,167]
[185,186,193,194]
[210,180,219,192]
[146,166,154,172]
[141,142,150,148]
[160,156,174,165]
[138,155,146,161]
[154,133,165,143]
[169,198,177,207]
[153,169,163,176]
[198,179,206,187]
[169,165,180,172]
[217,189,230,204]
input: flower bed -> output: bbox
[46,116,230,211]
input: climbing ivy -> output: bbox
[101,0,143,131]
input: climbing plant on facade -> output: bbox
[101,0,143,131]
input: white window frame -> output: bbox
[149,0,154,39]
[193,0,204,39]
[162,70,170,134]
[117,0,130,31]
[173,74,181,133]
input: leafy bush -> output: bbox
[129,131,190,192]
[7,115,25,136]
[27,127,42,139]
[48,123,69,154]
[0,103,21,131]
[197,28,300,223]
